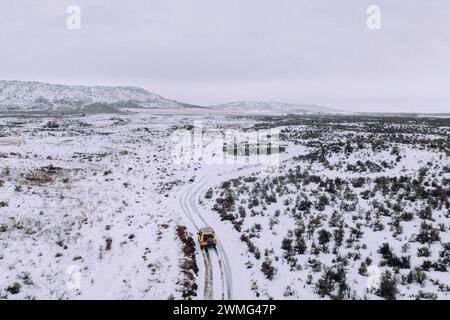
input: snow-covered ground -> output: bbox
[0,110,449,300]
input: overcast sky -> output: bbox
[0,0,449,112]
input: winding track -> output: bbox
[178,175,233,300]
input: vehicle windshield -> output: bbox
[203,234,213,241]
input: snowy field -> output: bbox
[0,110,449,300]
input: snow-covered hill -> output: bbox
[211,101,339,115]
[0,80,192,113]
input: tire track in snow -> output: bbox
[214,247,226,300]
[204,249,214,299]
[178,179,213,300]
[178,173,234,300]
[188,175,233,300]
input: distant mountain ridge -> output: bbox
[0,80,193,113]
[211,101,339,115]
[0,80,340,115]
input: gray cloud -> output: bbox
[0,0,449,112]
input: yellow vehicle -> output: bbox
[198,227,217,249]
